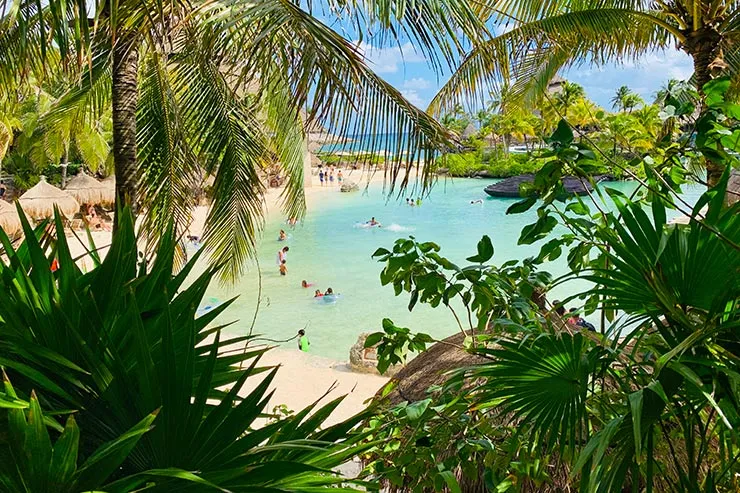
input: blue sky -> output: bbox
[356,41,694,112]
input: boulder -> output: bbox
[349,332,402,376]
[340,181,359,192]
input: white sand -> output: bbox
[61,166,403,423]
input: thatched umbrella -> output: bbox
[65,172,115,206]
[0,200,22,235]
[18,177,80,219]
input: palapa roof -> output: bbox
[379,332,487,406]
[65,172,114,206]
[484,174,594,198]
[18,177,80,218]
[0,200,22,235]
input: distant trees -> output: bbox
[438,80,681,177]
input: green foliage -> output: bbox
[364,83,740,492]
[0,207,370,490]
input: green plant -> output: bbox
[0,207,371,490]
[364,83,740,491]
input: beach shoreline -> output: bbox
[62,167,394,423]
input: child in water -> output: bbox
[297,329,310,352]
[278,229,287,241]
[279,260,288,276]
[314,289,323,297]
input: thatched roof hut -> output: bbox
[380,332,486,406]
[0,200,22,235]
[65,172,114,206]
[484,174,594,198]
[18,177,80,218]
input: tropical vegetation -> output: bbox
[435,81,676,178]
[1,0,488,279]
[0,207,372,491]
[363,79,739,492]
[431,0,740,188]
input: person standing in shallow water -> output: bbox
[319,169,325,186]
[277,246,289,266]
[297,329,310,352]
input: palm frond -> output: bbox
[171,49,270,282]
[199,0,458,195]
[429,7,671,114]
[137,50,199,252]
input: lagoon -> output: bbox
[201,178,701,361]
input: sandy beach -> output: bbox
[61,166,399,425]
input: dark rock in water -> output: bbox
[484,174,596,198]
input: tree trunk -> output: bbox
[685,30,725,188]
[112,33,140,224]
[61,148,68,188]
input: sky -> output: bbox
[356,41,694,113]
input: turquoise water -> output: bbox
[201,178,701,361]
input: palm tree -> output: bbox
[429,0,740,187]
[622,92,644,113]
[553,81,586,115]
[611,85,631,111]
[2,0,486,279]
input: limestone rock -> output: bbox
[340,181,359,192]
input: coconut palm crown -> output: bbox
[430,0,740,188]
[0,0,487,279]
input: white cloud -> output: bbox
[401,89,426,108]
[403,77,432,90]
[355,41,426,74]
[564,48,693,107]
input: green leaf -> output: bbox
[466,235,494,263]
[518,214,558,245]
[364,332,384,348]
[405,398,432,422]
[438,470,462,493]
[506,197,537,214]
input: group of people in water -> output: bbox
[318,166,343,186]
[405,197,422,206]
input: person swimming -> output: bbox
[314,289,323,297]
[278,229,287,241]
[302,280,314,288]
[325,287,334,295]
[279,260,287,276]
[408,197,415,206]
[367,217,381,227]
[470,199,483,204]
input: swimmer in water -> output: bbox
[367,217,381,227]
[470,199,483,204]
[278,229,287,241]
[279,259,287,276]
[288,217,297,226]
[302,280,314,288]
[408,197,415,206]
[314,289,323,297]
[325,287,334,295]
